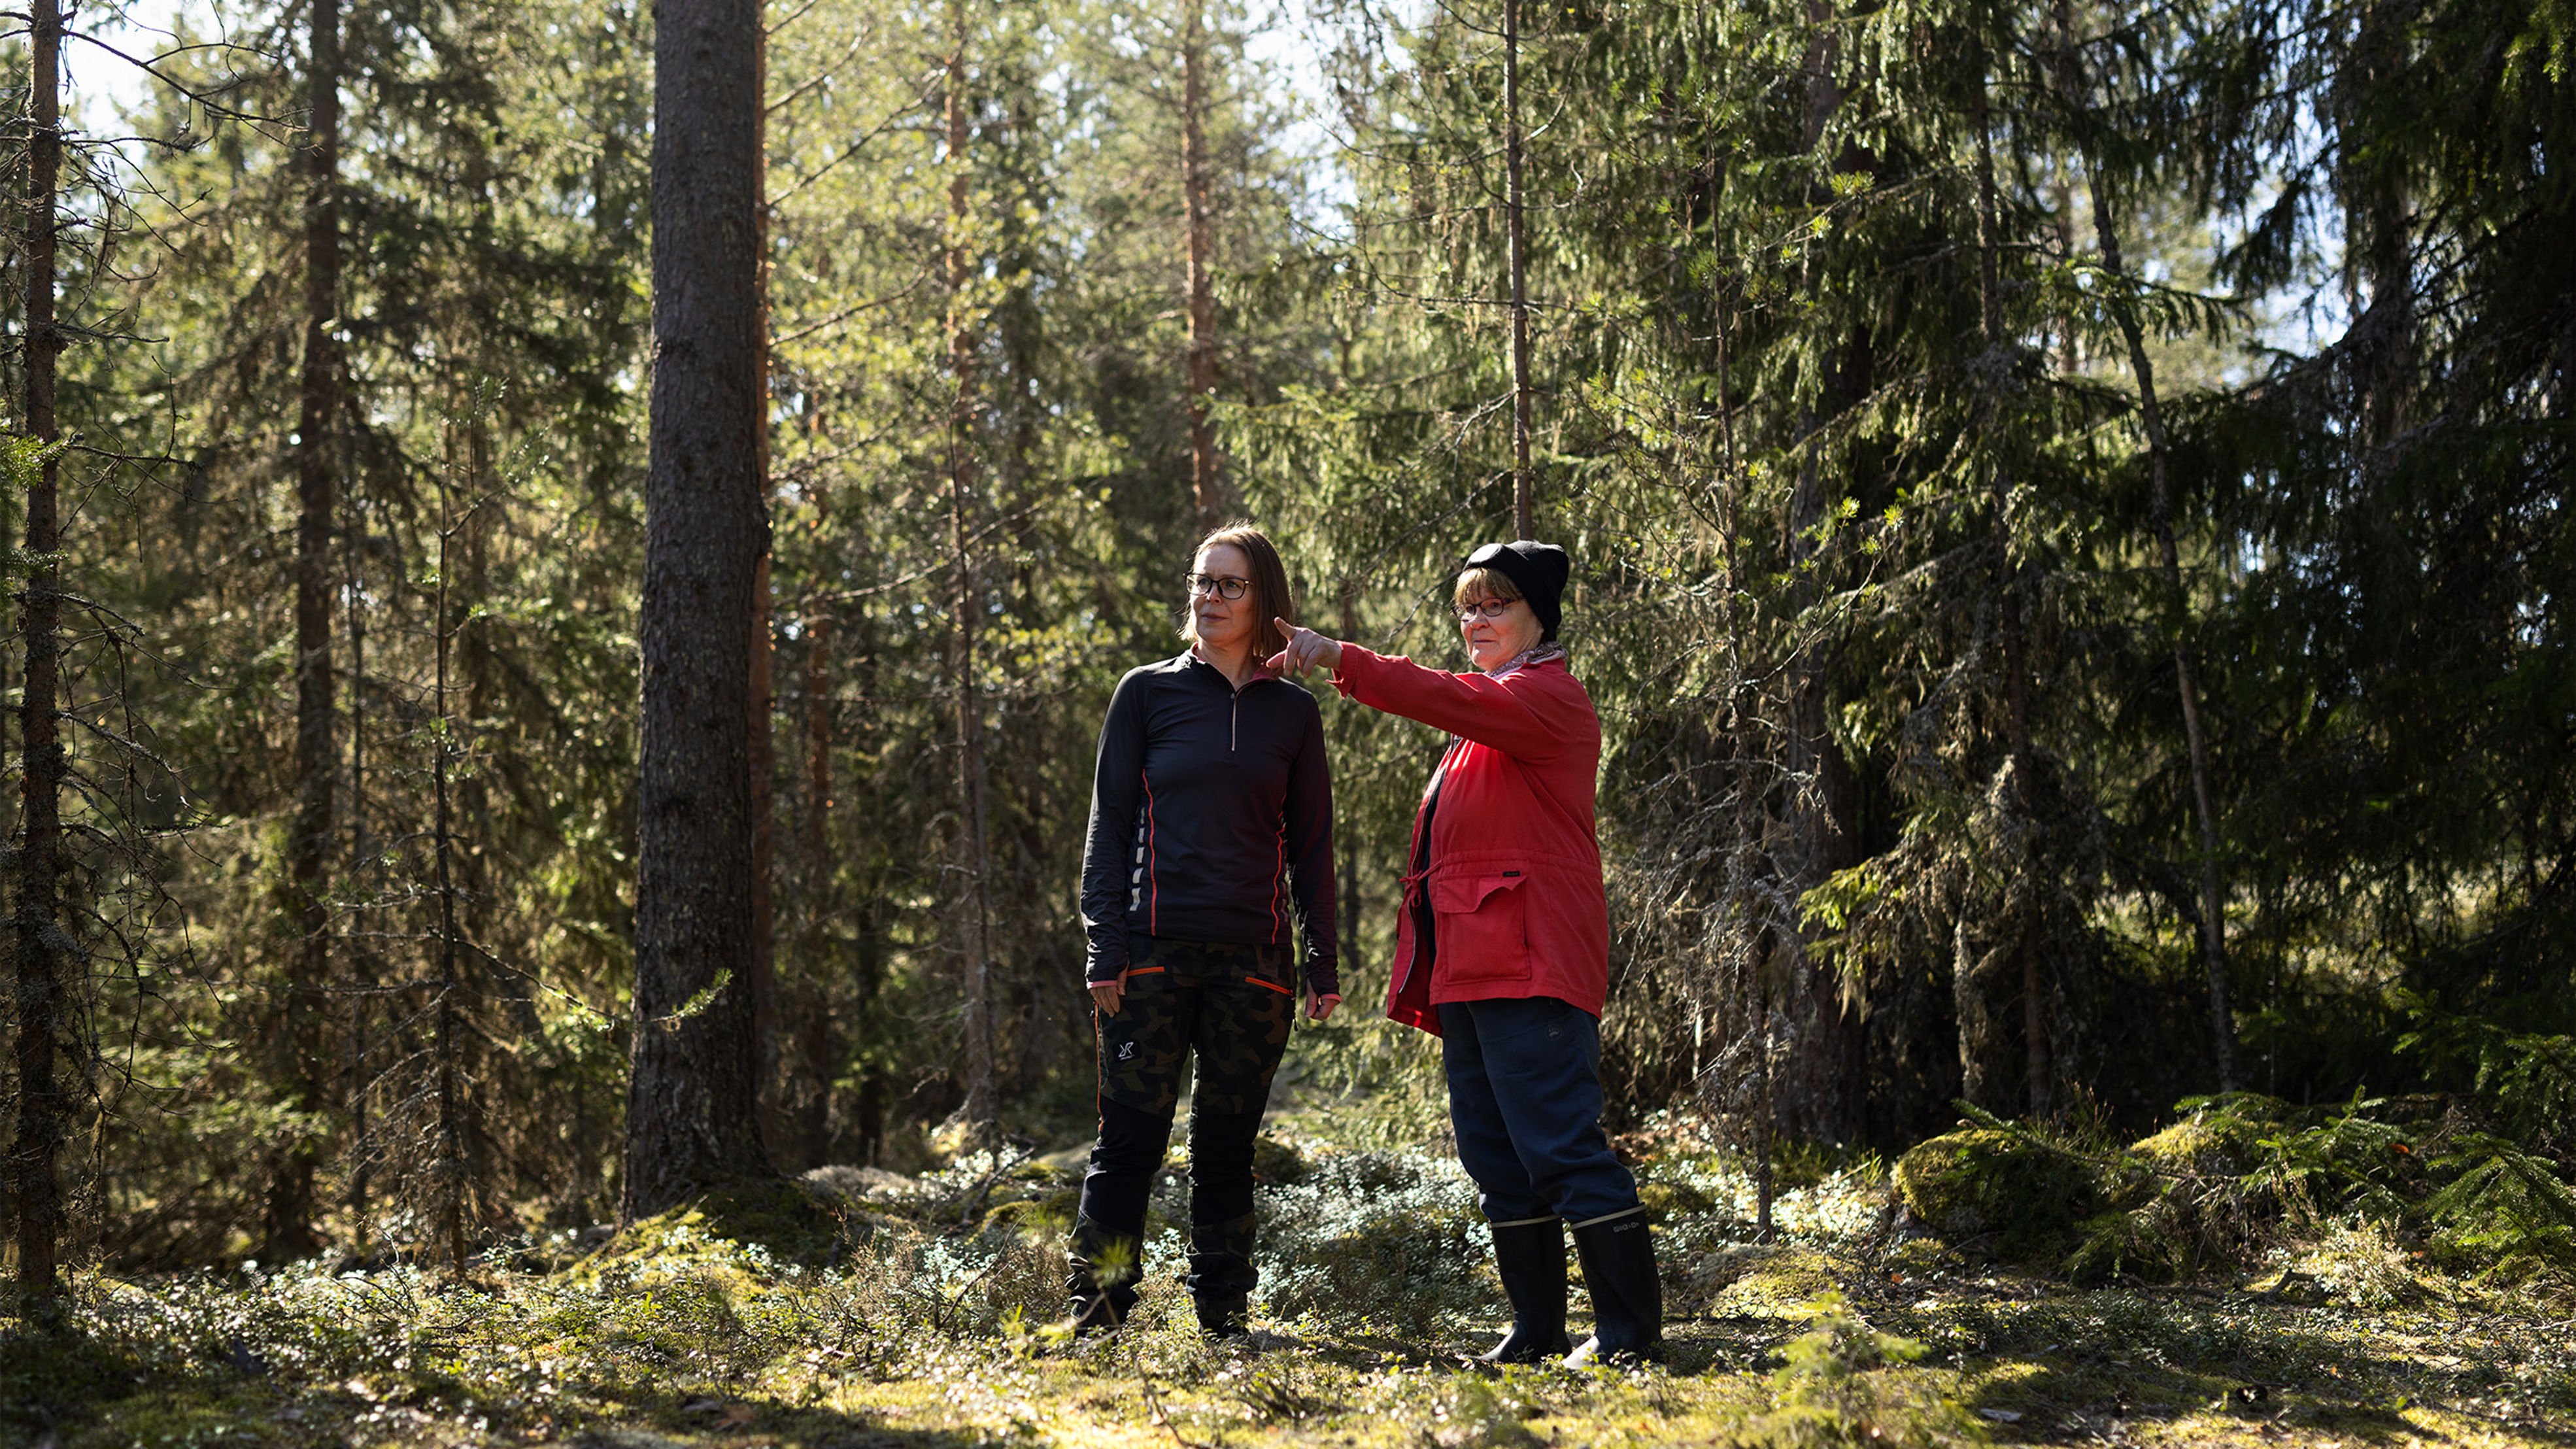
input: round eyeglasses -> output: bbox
[1455,599,1517,622]
[1187,573,1251,601]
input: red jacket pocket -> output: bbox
[1429,872,1529,983]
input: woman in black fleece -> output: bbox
[1070,523,1340,1337]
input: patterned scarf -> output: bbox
[1487,640,1568,679]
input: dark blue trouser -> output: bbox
[1438,997,1642,1229]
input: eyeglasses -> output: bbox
[1455,598,1517,623]
[1187,573,1251,601]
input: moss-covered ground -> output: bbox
[9,1111,2573,1447]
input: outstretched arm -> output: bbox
[1329,644,1578,762]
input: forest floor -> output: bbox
[12,1068,2576,1449]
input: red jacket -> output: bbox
[1332,646,1609,1034]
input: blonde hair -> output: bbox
[1180,522,1296,660]
[1453,566,1525,607]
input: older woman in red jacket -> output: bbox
[1268,541,1661,1367]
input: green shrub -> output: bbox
[1254,1147,1495,1338]
[850,1218,1068,1338]
[2002,1074,2576,1288]
[1253,1133,1314,1186]
[2129,1094,2290,1179]
[2289,1219,2431,1308]
[2062,1094,2296,1283]
[2396,990,2576,1147]
[2064,1204,2194,1285]
[2422,1134,2576,1280]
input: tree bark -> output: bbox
[804,626,832,868]
[12,0,69,1311]
[626,0,773,1220]
[343,425,375,1241]
[1750,938,1776,1241]
[2089,179,2240,1091]
[804,466,834,889]
[1502,0,1534,539]
[2346,5,2414,464]
[431,464,469,1274]
[1760,3,1882,1143]
[749,1,779,1159]
[851,611,887,1165]
[947,5,998,1137]
[790,559,837,1168]
[1181,0,1224,529]
[268,0,343,1264]
[1953,913,2004,1110]
[1972,55,2050,1120]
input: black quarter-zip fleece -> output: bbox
[1080,651,1338,995]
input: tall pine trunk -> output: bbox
[947,6,998,1136]
[749,7,780,1158]
[852,611,889,1166]
[627,0,772,1220]
[1773,3,1868,1144]
[804,543,833,887]
[1181,0,1223,529]
[2345,3,2415,465]
[430,456,470,1274]
[2096,190,2238,1091]
[269,0,343,1263]
[1502,0,1533,539]
[1708,267,1782,1232]
[1971,54,2050,1119]
[2060,6,2240,1091]
[790,544,838,1168]
[11,0,69,1310]
[343,428,377,1241]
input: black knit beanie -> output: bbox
[1463,539,1572,639]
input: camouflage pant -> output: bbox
[1073,937,1295,1321]
[1094,936,1295,1117]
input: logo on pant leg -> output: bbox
[1118,1042,1138,1061]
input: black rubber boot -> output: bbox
[1478,1219,1570,1364]
[1186,1212,1259,1337]
[1066,1215,1142,1334]
[1565,1215,1665,1367]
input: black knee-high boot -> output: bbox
[1566,1215,1664,1366]
[1479,1219,1570,1364]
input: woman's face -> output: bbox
[1457,581,1543,672]
[1190,543,1256,653]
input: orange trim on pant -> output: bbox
[1244,976,1292,995]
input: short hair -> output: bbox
[1181,522,1296,661]
[1453,566,1526,609]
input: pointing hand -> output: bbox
[1266,618,1344,677]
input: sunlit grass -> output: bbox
[7,1111,2573,1447]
